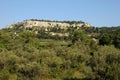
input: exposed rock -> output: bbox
[6,19,92,29]
[49,32,69,36]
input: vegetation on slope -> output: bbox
[0,24,120,80]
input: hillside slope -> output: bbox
[0,20,120,80]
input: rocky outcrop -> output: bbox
[23,20,92,29]
[23,20,70,29]
[6,19,92,29]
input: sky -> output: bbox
[0,0,120,28]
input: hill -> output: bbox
[0,19,120,80]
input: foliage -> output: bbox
[0,26,120,80]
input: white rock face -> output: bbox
[23,20,91,29]
[6,20,92,29]
[23,20,70,29]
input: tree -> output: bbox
[71,29,89,44]
[113,33,120,48]
[99,33,113,45]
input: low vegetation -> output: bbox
[0,23,120,80]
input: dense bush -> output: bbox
[0,27,120,80]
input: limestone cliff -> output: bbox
[7,19,92,29]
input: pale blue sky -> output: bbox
[0,0,120,28]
